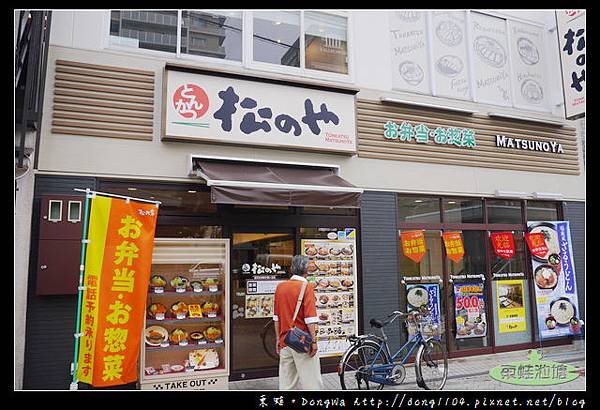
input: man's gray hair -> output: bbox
[291,255,309,276]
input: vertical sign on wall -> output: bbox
[76,196,158,387]
[390,11,431,94]
[556,10,586,119]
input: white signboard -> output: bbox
[508,21,550,112]
[390,11,431,94]
[470,12,512,106]
[431,11,471,100]
[556,10,586,119]
[163,69,357,153]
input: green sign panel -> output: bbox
[489,350,581,386]
[383,121,477,148]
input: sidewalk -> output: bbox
[229,344,585,391]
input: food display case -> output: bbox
[139,239,229,390]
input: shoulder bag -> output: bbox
[283,280,314,354]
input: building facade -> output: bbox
[19,9,585,389]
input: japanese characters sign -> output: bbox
[443,232,465,263]
[556,10,586,119]
[164,69,356,153]
[76,196,158,387]
[525,232,549,259]
[527,221,581,340]
[497,279,527,333]
[384,121,476,148]
[490,232,516,260]
[489,350,580,385]
[453,283,487,339]
[400,230,427,263]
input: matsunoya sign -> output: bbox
[163,69,357,153]
[495,135,564,154]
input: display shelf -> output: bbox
[146,316,224,325]
[145,342,225,352]
[143,366,226,381]
[148,290,224,296]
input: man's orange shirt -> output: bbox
[273,275,318,349]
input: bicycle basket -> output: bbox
[418,316,442,338]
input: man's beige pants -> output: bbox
[278,347,324,390]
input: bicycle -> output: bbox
[338,307,448,390]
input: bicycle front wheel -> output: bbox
[339,341,390,390]
[415,339,448,390]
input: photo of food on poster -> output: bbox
[406,283,441,336]
[527,221,581,339]
[453,282,487,339]
[497,279,527,333]
[302,232,358,357]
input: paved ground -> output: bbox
[229,344,585,391]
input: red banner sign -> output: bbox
[400,230,426,263]
[443,232,465,263]
[490,232,516,260]
[77,196,158,387]
[525,232,549,259]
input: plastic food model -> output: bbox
[147,303,167,318]
[202,278,220,290]
[169,328,188,344]
[170,276,189,290]
[190,331,205,342]
[145,326,168,345]
[190,281,203,291]
[150,275,167,288]
[202,301,219,316]
[204,326,222,341]
[171,301,189,318]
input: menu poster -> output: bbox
[302,238,358,357]
[453,282,487,339]
[497,279,527,333]
[406,283,441,336]
[527,221,581,339]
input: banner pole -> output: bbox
[70,188,93,390]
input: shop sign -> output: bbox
[384,121,476,148]
[490,232,516,260]
[142,375,228,390]
[453,283,487,339]
[496,279,527,333]
[76,196,158,387]
[525,232,549,259]
[164,69,357,153]
[242,262,284,277]
[443,232,465,263]
[527,221,581,340]
[400,230,427,263]
[495,135,564,154]
[489,350,580,385]
[556,10,586,120]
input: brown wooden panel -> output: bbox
[53,103,153,119]
[53,111,154,127]
[54,89,154,106]
[55,65,155,83]
[56,59,155,77]
[36,239,81,295]
[55,73,155,90]
[52,126,153,141]
[39,195,85,240]
[54,81,154,98]
[52,119,153,134]
[356,99,581,175]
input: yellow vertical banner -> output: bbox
[76,196,158,386]
[497,279,527,333]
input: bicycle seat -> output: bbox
[369,318,384,328]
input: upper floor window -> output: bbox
[108,10,351,81]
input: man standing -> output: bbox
[273,255,324,390]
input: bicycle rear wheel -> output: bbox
[339,341,390,390]
[415,339,448,390]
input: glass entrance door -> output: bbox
[230,229,295,379]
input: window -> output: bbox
[48,200,62,222]
[304,11,348,74]
[253,11,301,67]
[526,201,559,222]
[397,196,440,223]
[181,10,242,61]
[443,198,483,223]
[487,199,522,224]
[155,225,222,238]
[68,201,82,223]
[110,10,178,53]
